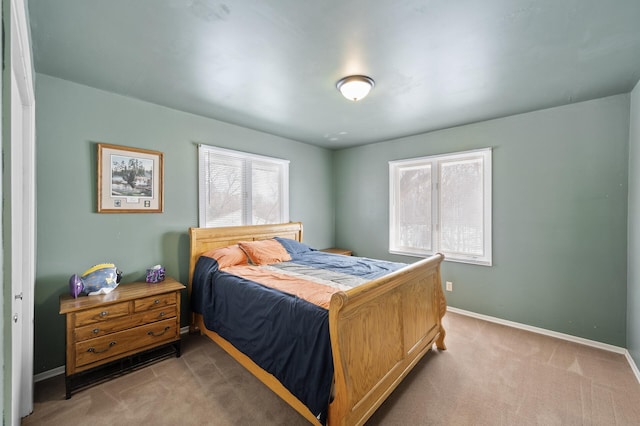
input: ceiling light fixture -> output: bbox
[336,75,375,102]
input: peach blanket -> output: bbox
[222,265,338,309]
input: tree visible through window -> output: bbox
[198,145,289,227]
[389,148,492,265]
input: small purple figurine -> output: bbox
[69,274,84,298]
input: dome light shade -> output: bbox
[336,75,375,101]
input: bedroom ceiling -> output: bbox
[28,0,640,149]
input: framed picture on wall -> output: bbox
[97,143,164,213]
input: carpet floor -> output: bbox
[22,311,640,425]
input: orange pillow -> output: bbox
[238,239,292,265]
[201,245,248,268]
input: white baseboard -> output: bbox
[625,351,640,384]
[34,366,65,383]
[447,307,640,384]
[34,325,192,383]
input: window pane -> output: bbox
[398,165,432,250]
[390,148,491,265]
[199,145,289,228]
[439,158,483,255]
[205,154,244,227]
[251,160,282,225]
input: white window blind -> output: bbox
[396,163,433,252]
[198,145,289,227]
[389,148,492,266]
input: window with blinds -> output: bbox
[198,145,289,227]
[389,148,492,266]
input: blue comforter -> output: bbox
[191,238,406,424]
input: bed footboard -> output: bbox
[327,253,446,426]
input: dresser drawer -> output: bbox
[74,301,130,326]
[74,306,178,342]
[134,292,177,312]
[75,318,179,368]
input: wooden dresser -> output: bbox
[59,277,185,398]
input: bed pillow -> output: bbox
[238,239,292,265]
[201,245,248,268]
[274,237,315,255]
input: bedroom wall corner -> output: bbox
[628,78,640,369]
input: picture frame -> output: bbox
[97,143,164,213]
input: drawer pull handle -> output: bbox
[99,311,108,317]
[159,311,165,317]
[147,326,171,337]
[153,299,160,305]
[92,328,100,334]
[87,341,116,354]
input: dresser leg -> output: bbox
[65,376,72,399]
[175,340,182,358]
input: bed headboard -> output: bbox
[188,222,304,290]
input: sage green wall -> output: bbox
[34,74,335,374]
[334,95,629,346]
[628,80,640,365]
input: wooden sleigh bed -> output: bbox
[188,222,447,426]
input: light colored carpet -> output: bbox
[22,312,640,425]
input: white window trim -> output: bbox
[198,144,289,227]
[389,147,492,266]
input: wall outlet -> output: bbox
[445,281,453,292]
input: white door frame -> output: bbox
[10,0,36,422]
